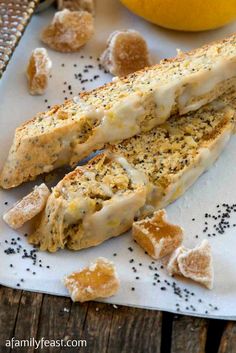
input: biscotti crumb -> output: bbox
[132,209,184,259]
[3,183,50,229]
[167,240,214,289]
[100,29,151,77]
[26,48,52,95]
[64,257,120,302]
[41,9,94,52]
[57,0,95,15]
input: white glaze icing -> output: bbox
[70,57,236,165]
[82,187,147,246]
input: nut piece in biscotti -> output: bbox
[132,210,184,259]
[167,240,214,289]
[57,0,95,15]
[64,257,120,302]
[3,183,50,229]
[26,48,52,95]
[100,29,151,77]
[41,9,94,52]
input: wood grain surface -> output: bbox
[0,285,235,353]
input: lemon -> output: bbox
[120,0,236,31]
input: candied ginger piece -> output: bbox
[57,0,95,15]
[177,240,214,289]
[26,48,52,95]
[64,257,120,302]
[3,183,50,229]
[166,246,187,276]
[41,9,94,52]
[132,209,184,259]
[166,240,214,289]
[100,29,151,77]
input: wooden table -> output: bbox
[0,285,235,353]
[0,2,236,352]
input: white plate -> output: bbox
[1,0,236,319]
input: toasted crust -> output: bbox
[3,183,50,229]
[80,33,236,99]
[2,34,236,188]
[132,210,183,259]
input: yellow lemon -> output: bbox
[120,0,236,31]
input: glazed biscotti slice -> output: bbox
[219,87,236,111]
[28,94,235,252]
[2,34,236,188]
[29,153,149,251]
[109,98,236,211]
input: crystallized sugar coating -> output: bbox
[64,257,120,302]
[100,29,151,77]
[57,0,95,15]
[3,183,50,229]
[167,240,214,289]
[132,210,184,259]
[41,9,94,52]
[178,240,214,289]
[26,48,52,95]
[166,246,188,276]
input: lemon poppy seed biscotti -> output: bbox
[28,92,236,252]
[29,153,149,251]
[2,34,236,189]
[109,96,236,211]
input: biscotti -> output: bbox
[29,153,149,251]
[109,98,235,210]
[2,34,236,188]
[29,92,236,252]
